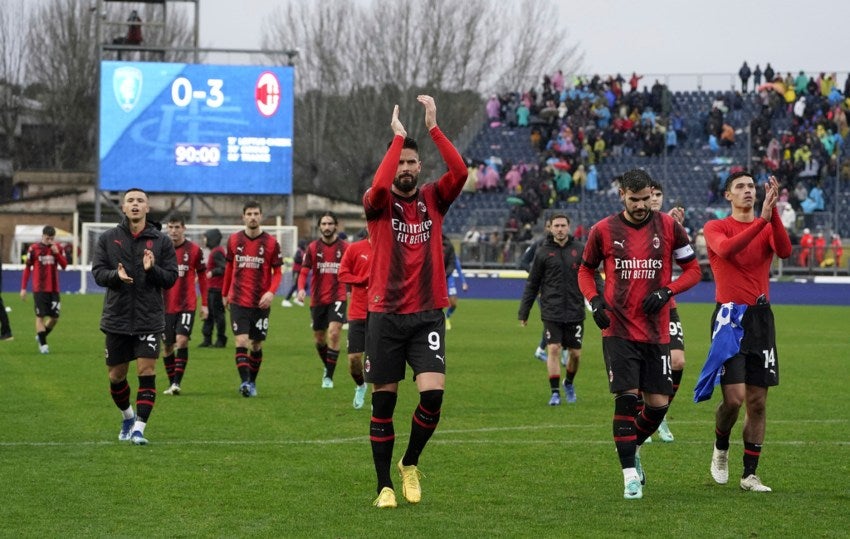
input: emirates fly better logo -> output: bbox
[255,71,281,117]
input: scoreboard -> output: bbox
[99,61,294,195]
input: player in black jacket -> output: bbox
[518,213,598,406]
[92,188,178,445]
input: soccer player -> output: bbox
[92,188,178,445]
[518,213,596,406]
[442,236,468,330]
[702,172,791,492]
[199,228,228,348]
[161,216,208,396]
[222,201,283,398]
[648,180,686,442]
[20,225,68,354]
[282,239,307,307]
[337,229,370,409]
[578,169,701,500]
[365,95,467,509]
[0,260,13,341]
[297,211,349,388]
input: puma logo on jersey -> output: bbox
[614,240,625,248]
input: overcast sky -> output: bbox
[195,0,848,91]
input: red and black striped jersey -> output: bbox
[22,242,67,293]
[163,240,207,313]
[224,231,283,308]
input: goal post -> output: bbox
[79,222,299,293]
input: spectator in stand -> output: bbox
[21,225,68,354]
[763,63,775,83]
[720,124,736,147]
[798,228,813,267]
[628,72,643,93]
[831,234,844,267]
[586,164,599,194]
[739,61,751,93]
[552,69,565,93]
[517,102,530,127]
[753,64,762,88]
[505,165,522,193]
[814,232,826,265]
[486,95,500,122]
[794,71,809,95]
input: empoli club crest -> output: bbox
[113,66,143,112]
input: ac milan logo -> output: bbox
[146,240,153,249]
[255,71,281,117]
[652,235,660,249]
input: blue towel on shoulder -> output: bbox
[693,303,748,403]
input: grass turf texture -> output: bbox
[0,295,848,537]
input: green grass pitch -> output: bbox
[0,295,847,537]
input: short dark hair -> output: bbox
[388,137,419,154]
[42,225,56,236]
[619,169,653,193]
[649,178,663,192]
[168,215,186,226]
[317,211,338,226]
[243,200,261,214]
[550,213,571,225]
[724,170,753,191]
[123,187,147,199]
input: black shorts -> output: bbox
[34,292,60,318]
[712,303,779,387]
[310,301,347,331]
[347,319,366,354]
[542,319,584,350]
[668,307,685,351]
[162,311,196,345]
[602,336,673,395]
[229,304,270,341]
[364,309,446,384]
[104,332,161,366]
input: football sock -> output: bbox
[370,391,398,492]
[670,369,683,403]
[249,349,263,382]
[121,406,135,420]
[538,334,546,349]
[136,375,156,423]
[235,347,250,383]
[45,326,54,336]
[402,389,443,467]
[315,343,328,367]
[37,331,47,345]
[162,353,176,384]
[446,305,456,318]
[613,393,638,469]
[565,369,576,385]
[635,404,669,445]
[743,441,762,477]
[173,348,188,385]
[549,375,560,395]
[715,427,731,451]
[110,379,132,411]
[325,348,339,379]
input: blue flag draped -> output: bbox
[694,302,748,403]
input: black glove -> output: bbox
[642,287,672,314]
[590,296,611,329]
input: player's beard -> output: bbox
[626,206,650,223]
[321,228,335,240]
[393,172,418,194]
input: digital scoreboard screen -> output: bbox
[99,61,294,195]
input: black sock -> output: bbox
[162,353,176,384]
[325,349,339,379]
[549,375,560,394]
[635,404,669,445]
[173,348,188,385]
[743,441,762,477]
[715,427,731,451]
[110,379,131,411]
[37,331,47,345]
[565,369,576,385]
[614,393,638,469]
[235,347,250,383]
[249,350,263,382]
[316,343,328,367]
[370,391,398,492]
[136,375,156,423]
[670,369,683,403]
[402,390,443,466]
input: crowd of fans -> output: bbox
[459,65,850,270]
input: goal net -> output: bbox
[79,222,299,293]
